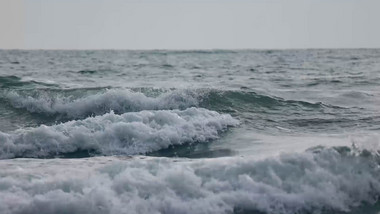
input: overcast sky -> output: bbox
[1,0,380,49]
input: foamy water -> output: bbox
[0,49,380,213]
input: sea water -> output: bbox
[0,49,379,214]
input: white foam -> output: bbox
[0,107,238,159]
[4,89,200,118]
[0,147,379,214]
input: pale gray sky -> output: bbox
[1,0,380,49]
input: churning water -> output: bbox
[0,49,380,214]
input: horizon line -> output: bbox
[1,47,380,51]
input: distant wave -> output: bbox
[3,89,200,119]
[0,108,238,159]
[3,88,337,119]
[0,75,57,89]
[199,90,333,111]
[0,147,378,214]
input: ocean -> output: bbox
[0,49,379,214]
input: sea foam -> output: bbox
[0,107,238,159]
[0,147,379,214]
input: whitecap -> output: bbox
[3,89,200,118]
[0,107,238,159]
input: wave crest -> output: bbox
[4,88,336,118]
[3,89,200,119]
[0,107,238,159]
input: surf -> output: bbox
[0,107,238,159]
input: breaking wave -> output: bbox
[0,108,238,159]
[3,88,337,119]
[0,147,379,214]
[3,89,200,119]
